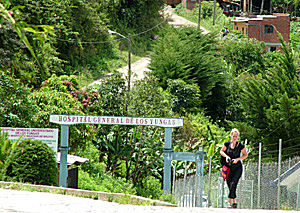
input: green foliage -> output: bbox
[79,162,135,194]
[0,71,37,127]
[107,0,165,55]
[158,193,177,204]
[239,34,300,159]
[150,26,226,121]
[87,72,127,116]
[128,75,172,117]
[0,1,41,67]
[272,0,300,16]
[136,176,162,199]
[220,37,267,75]
[175,2,232,33]
[173,112,227,174]
[13,0,111,60]
[86,74,172,186]
[0,130,18,171]
[290,21,300,63]
[29,75,94,151]
[167,79,202,114]
[0,1,63,87]
[3,139,58,186]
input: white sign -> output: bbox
[1,127,59,153]
[50,114,183,128]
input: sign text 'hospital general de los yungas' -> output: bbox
[50,115,183,128]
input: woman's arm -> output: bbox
[220,145,229,158]
[233,147,248,164]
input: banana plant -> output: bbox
[0,1,47,69]
[205,125,230,173]
[0,130,22,171]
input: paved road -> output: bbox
[0,189,298,213]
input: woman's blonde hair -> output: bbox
[230,128,240,136]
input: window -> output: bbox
[268,46,276,52]
[264,25,273,34]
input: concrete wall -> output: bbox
[233,22,248,35]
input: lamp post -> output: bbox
[108,30,131,91]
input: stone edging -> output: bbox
[0,181,176,207]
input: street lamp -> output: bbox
[108,30,131,91]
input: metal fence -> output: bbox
[173,154,300,210]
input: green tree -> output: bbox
[29,74,94,151]
[150,26,226,121]
[3,139,58,185]
[220,37,268,76]
[0,71,37,127]
[89,74,172,187]
[239,34,300,159]
[10,0,112,75]
[0,130,19,172]
[0,1,58,87]
[167,79,202,114]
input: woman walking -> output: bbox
[220,128,248,208]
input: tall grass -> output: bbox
[174,2,233,34]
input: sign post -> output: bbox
[163,128,173,193]
[50,115,206,194]
[59,125,69,187]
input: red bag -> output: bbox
[221,165,230,180]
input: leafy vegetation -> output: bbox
[0,130,19,171]
[238,34,300,159]
[0,0,299,203]
[0,71,37,127]
[150,26,227,121]
[3,139,58,186]
[175,2,233,33]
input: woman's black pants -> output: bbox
[226,164,242,199]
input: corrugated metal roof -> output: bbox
[56,152,89,166]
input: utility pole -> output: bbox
[198,0,202,30]
[108,30,131,91]
[213,0,216,25]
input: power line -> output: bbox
[55,18,168,44]
[56,36,124,44]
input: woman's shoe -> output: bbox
[232,203,237,208]
[227,203,233,208]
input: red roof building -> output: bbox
[231,13,290,51]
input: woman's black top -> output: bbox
[221,140,245,168]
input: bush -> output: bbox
[3,139,58,186]
[136,176,162,199]
[78,162,136,194]
[167,79,202,114]
[0,71,38,127]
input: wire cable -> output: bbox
[55,17,168,44]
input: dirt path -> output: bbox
[89,6,209,87]
[164,6,210,34]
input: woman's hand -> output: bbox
[232,159,239,164]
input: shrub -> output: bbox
[0,71,38,127]
[3,139,58,186]
[167,79,202,114]
[79,162,136,194]
[136,176,163,199]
